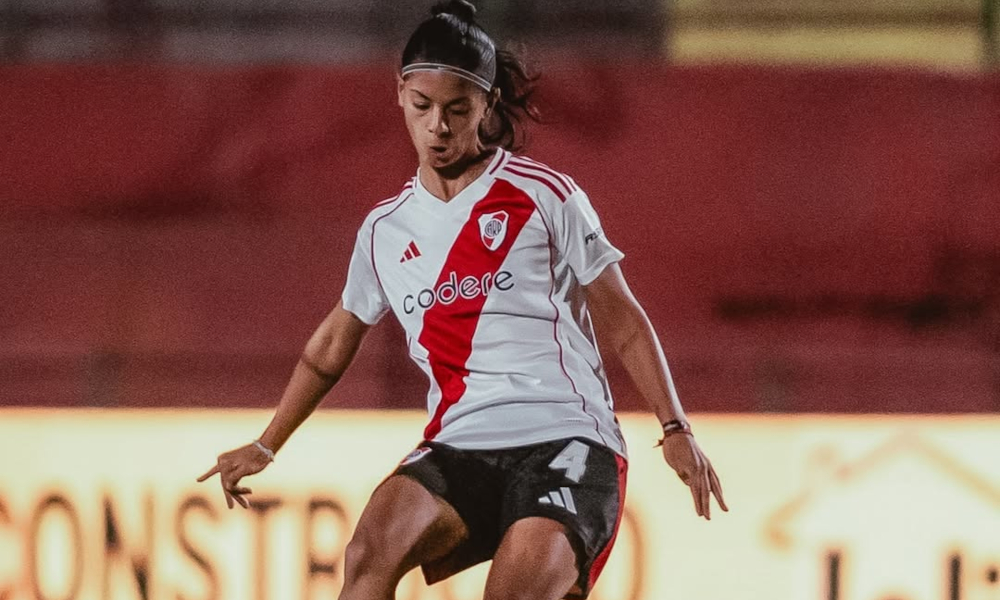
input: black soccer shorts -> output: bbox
[392,436,628,599]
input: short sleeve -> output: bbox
[341,223,390,325]
[554,189,625,285]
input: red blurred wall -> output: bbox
[1,64,998,412]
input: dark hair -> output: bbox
[401,0,540,151]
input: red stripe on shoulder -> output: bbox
[507,158,572,196]
[527,158,578,193]
[508,157,576,195]
[372,181,415,210]
[488,149,509,175]
[502,165,568,202]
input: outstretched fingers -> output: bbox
[199,460,252,510]
[230,486,253,509]
[220,471,251,510]
[220,476,245,509]
[228,488,249,509]
[708,463,728,512]
[197,443,272,510]
[686,483,700,519]
[685,451,720,520]
[197,464,220,482]
[700,467,712,519]
[667,437,728,521]
[686,466,711,520]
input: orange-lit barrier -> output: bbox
[0,411,997,600]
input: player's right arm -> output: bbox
[197,299,370,509]
[259,300,370,453]
[199,200,394,509]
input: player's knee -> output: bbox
[343,528,403,583]
[484,579,555,600]
[342,536,368,579]
[485,561,577,600]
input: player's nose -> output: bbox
[427,107,450,136]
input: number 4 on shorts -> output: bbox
[549,440,590,483]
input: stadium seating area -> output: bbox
[2,63,997,412]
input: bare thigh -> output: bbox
[339,475,469,600]
[483,516,579,600]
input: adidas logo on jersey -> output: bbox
[538,487,577,514]
[402,270,515,314]
[400,240,422,263]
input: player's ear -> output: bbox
[397,75,406,108]
[484,87,499,117]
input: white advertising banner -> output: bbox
[0,411,997,600]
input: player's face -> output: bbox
[398,71,490,171]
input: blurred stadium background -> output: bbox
[1,1,998,599]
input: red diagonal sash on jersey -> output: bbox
[421,180,537,440]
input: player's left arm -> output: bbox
[585,263,728,520]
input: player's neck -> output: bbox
[419,149,494,202]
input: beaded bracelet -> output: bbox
[655,419,692,447]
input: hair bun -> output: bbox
[431,0,477,23]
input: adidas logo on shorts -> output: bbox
[538,487,577,514]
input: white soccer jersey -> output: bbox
[342,149,627,457]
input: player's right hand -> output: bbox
[197,444,272,509]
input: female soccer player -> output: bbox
[199,2,726,599]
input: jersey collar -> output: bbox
[413,148,508,210]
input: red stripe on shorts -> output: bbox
[588,454,628,590]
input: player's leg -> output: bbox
[485,438,629,600]
[339,474,468,600]
[482,516,579,600]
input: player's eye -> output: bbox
[450,108,469,116]
[413,103,430,111]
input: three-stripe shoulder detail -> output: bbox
[369,179,416,214]
[500,156,579,203]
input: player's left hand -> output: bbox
[660,434,727,520]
